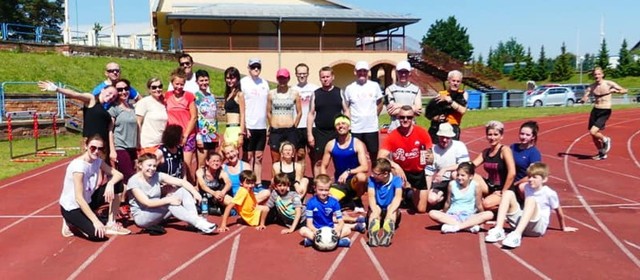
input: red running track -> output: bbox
[1,108,639,279]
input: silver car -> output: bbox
[525,87,576,107]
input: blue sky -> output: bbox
[69,0,638,58]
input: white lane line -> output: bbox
[564,215,600,232]
[225,234,241,280]
[563,126,640,269]
[0,160,69,190]
[161,226,246,280]
[625,240,640,251]
[627,130,640,170]
[493,243,551,280]
[479,233,493,280]
[359,238,390,280]
[66,237,116,280]
[562,203,640,209]
[0,200,57,234]
[0,215,62,218]
[322,233,360,280]
[577,184,640,204]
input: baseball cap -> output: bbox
[248,58,261,66]
[276,68,290,79]
[355,61,370,71]
[436,123,456,138]
[396,60,412,71]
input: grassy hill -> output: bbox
[0,50,226,95]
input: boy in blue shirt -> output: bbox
[367,158,403,247]
[299,174,353,247]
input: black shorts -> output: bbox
[352,132,379,159]
[588,108,611,130]
[296,128,309,149]
[431,180,450,197]
[405,171,427,190]
[201,142,218,150]
[268,127,299,151]
[312,128,337,159]
[243,129,267,152]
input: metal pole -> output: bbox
[64,0,70,43]
[110,0,117,47]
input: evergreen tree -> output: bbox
[532,45,549,81]
[0,0,64,41]
[596,38,610,70]
[582,53,595,71]
[421,16,474,61]
[550,42,573,82]
[521,48,536,81]
[614,39,632,77]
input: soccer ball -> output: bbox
[314,226,338,251]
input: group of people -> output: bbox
[48,56,630,249]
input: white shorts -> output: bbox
[506,206,547,237]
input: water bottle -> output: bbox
[200,194,209,217]
[420,144,428,165]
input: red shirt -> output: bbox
[165,90,196,135]
[382,125,433,172]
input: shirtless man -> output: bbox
[582,67,627,160]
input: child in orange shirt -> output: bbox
[218,170,268,232]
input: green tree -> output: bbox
[550,42,573,82]
[421,16,474,61]
[520,48,536,81]
[532,45,549,81]
[613,39,632,77]
[582,53,595,71]
[596,38,610,70]
[0,0,64,39]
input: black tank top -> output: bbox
[158,145,184,178]
[82,95,111,141]
[313,86,343,129]
[224,97,240,114]
[483,145,507,187]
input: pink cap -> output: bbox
[276,68,290,79]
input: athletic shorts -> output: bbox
[446,210,473,223]
[296,128,309,149]
[430,180,450,199]
[269,127,299,151]
[588,108,612,130]
[183,134,197,153]
[312,128,337,159]
[224,124,242,146]
[507,207,546,237]
[405,171,427,190]
[352,132,379,158]
[243,129,267,152]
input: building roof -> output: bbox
[163,2,420,34]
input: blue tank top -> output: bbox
[331,136,359,179]
[447,180,477,214]
[223,161,244,196]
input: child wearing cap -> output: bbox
[267,68,302,163]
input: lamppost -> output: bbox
[579,56,585,85]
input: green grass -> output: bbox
[0,51,227,95]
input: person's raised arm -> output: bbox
[608,80,628,94]
[38,81,93,104]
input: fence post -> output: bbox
[156,38,162,51]
[169,37,174,51]
[0,82,4,123]
[1,23,6,40]
[35,26,43,43]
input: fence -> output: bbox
[1,22,62,44]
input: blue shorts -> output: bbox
[446,211,473,223]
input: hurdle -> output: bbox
[5,110,65,162]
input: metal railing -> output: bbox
[1,22,62,44]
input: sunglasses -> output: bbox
[180,62,192,67]
[399,115,414,120]
[150,85,163,90]
[296,73,308,76]
[250,65,261,70]
[106,69,120,74]
[116,87,130,92]
[88,145,105,153]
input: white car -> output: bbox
[525,87,576,107]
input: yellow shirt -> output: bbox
[232,187,260,226]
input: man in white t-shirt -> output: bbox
[343,61,383,161]
[384,60,423,132]
[291,63,319,162]
[168,53,209,94]
[425,123,470,209]
[240,58,270,185]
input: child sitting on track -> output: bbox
[299,174,358,247]
[367,158,403,247]
[428,162,494,233]
[218,170,268,232]
[485,162,577,248]
[257,173,305,234]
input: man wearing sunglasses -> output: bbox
[168,53,207,94]
[240,58,270,186]
[92,62,140,109]
[378,105,433,213]
[384,61,423,133]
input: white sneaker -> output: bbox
[603,137,612,154]
[61,219,73,237]
[501,232,522,248]
[484,228,506,243]
[468,225,481,234]
[440,224,460,234]
[195,218,218,234]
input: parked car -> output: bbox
[525,87,576,107]
[526,84,561,95]
[562,83,590,103]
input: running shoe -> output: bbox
[195,218,218,234]
[484,228,506,243]
[61,219,73,237]
[602,137,611,154]
[501,232,522,248]
[105,221,132,235]
[337,237,351,247]
[468,225,481,234]
[440,224,460,234]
